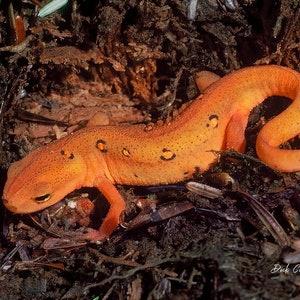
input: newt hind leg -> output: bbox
[195,71,221,92]
[225,112,249,152]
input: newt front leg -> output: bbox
[84,177,126,241]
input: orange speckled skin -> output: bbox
[3,65,300,240]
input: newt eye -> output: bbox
[34,194,51,203]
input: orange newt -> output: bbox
[3,65,300,240]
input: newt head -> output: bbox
[2,141,87,214]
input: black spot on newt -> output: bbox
[61,150,75,159]
[122,148,131,157]
[160,148,176,161]
[96,139,108,153]
[183,166,201,178]
[144,124,154,132]
[206,114,219,128]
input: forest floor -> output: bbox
[1,0,300,299]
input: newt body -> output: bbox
[3,65,300,240]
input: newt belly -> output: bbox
[3,65,300,240]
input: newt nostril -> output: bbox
[2,199,18,213]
